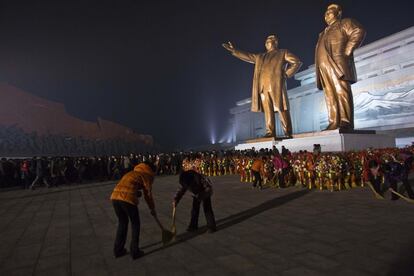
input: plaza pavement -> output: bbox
[0,175,413,276]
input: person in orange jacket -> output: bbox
[251,156,265,189]
[110,161,157,259]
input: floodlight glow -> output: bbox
[210,126,216,144]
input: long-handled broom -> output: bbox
[366,181,384,199]
[171,206,177,241]
[153,215,174,245]
[390,188,414,203]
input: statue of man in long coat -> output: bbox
[223,35,302,138]
[315,4,366,131]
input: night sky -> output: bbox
[0,0,412,150]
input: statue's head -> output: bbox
[324,4,342,25]
[265,35,278,52]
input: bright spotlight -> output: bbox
[211,136,216,144]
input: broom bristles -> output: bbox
[162,229,174,245]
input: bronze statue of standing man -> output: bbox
[223,35,302,138]
[315,4,366,131]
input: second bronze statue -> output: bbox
[223,35,302,139]
[315,4,366,131]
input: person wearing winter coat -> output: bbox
[110,162,157,259]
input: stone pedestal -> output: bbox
[235,129,395,152]
[235,137,278,151]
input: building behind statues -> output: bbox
[230,26,414,147]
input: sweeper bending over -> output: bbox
[110,161,158,259]
[173,170,217,233]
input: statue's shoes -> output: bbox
[324,124,338,131]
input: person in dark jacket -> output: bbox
[173,170,216,233]
[383,157,414,200]
[368,157,414,200]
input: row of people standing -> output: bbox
[181,146,414,196]
[0,153,185,189]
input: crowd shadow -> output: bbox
[141,188,310,256]
[0,181,116,200]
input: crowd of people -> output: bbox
[181,145,414,196]
[0,153,183,189]
[1,145,414,199]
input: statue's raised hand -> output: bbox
[222,41,234,52]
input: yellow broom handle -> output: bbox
[172,207,176,225]
[390,188,414,203]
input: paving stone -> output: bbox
[71,253,107,274]
[1,244,42,270]
[255,253,291,272]
[281,267,326,276]
[227,241,270,256]
[333,251,390,275]
[195,267,232,276]
[72,266,110,276]
[70,237,100,257]
[240,267,276,276]
[327,268,370,276]
[34,265,69,276]
[292,252,340,271]
[215,254,256,272]
[35,254,69,272]
[112,266,149,276]
[0,265,34,276]
[302,241,343,256]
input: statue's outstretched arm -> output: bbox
[222,41,257,64]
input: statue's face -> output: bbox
[324,8,339,25]
[265,39,276,51]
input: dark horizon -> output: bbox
[0,0,413,150]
